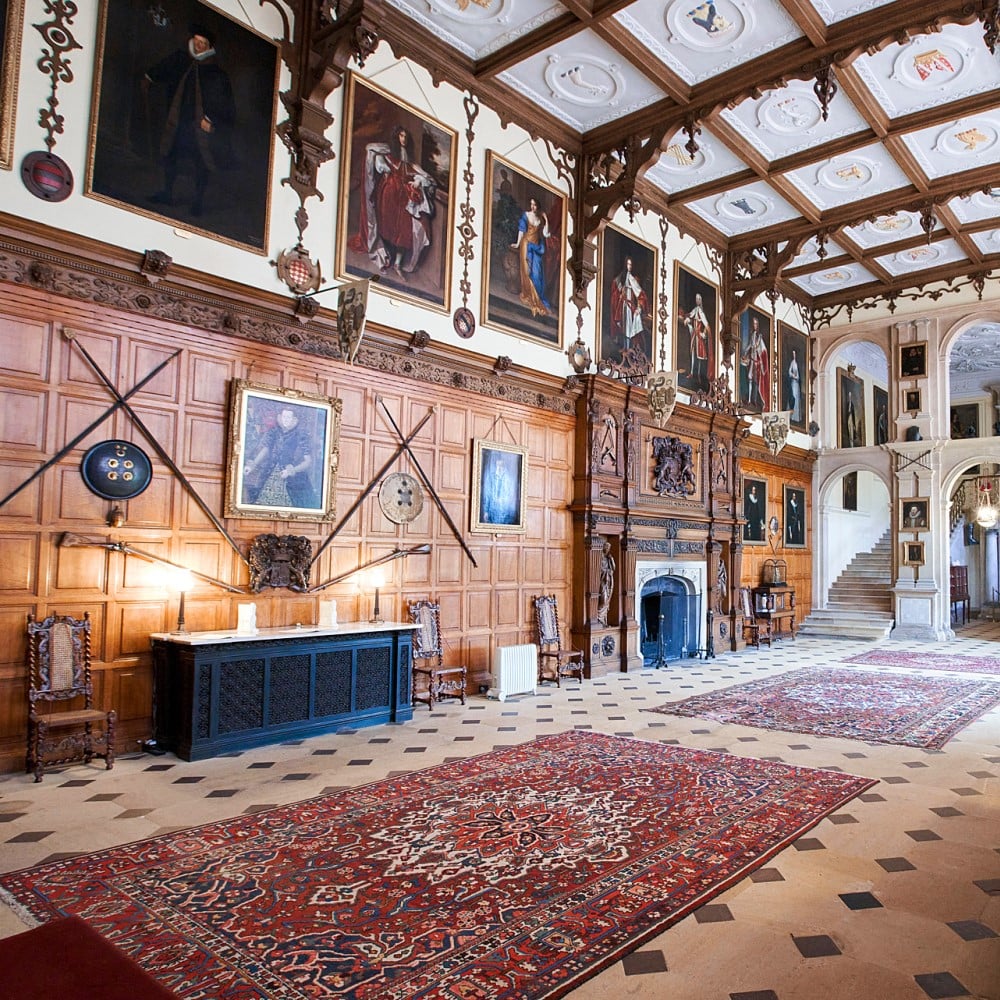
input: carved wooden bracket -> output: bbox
[266,0,381,243]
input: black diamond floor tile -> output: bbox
[947,920,998,941]
[792,934,842,958]
[877,857,917,872]
[694,903,734,923]
[750,868,784,883]
[839,891,882,910]
[621,950,667,976]
[931,806,964,817]
[792,837,825,851]
[906,829,943,842]
[913,971,971,998]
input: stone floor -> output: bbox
[2,625,998,1000]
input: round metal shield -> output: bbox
[378,472,424,524]
[80,440,153,501]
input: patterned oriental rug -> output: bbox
[0,731,875,1000]
[844,649,1000,676]
[648,668,1000,749]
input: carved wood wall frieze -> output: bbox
[0,234,576,415]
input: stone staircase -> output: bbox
[797,530,895,640]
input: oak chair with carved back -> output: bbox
[409,600,467,708]
[26,612,116,782]
[532,594,585,686]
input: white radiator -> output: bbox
[487,644,538,701]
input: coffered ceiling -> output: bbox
[374,0,1000,311]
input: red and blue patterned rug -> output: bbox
[648,668,1000,748]
[0,731,874,1000]
[844,649,1000,676]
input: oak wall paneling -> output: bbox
[0,281,575,774]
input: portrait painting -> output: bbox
[965,522,979,546]
[86,0,279,252]
[873,384,889,445]
[843,471,858,512]
[837,367,866,448]
[737,307,771,413]
[899,341,928,379]
[483,152,566,347]
[599,225,656,370]
[778,323,808,431]
[950,402,980,439]
[783,485,806,548]
[673,264,717,395]
[742,476,767,544]
[904,388,922,413]
[899,497,930,532]
[471,439,527,535]
[902,541,925,567]
[0,0,24,171]
[225,381,343,522]
[338,73,457,312]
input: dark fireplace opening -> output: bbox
[640,575,701,666]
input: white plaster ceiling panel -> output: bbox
[615,0,802,87]
[780,143,911,211]
[788,235,848,268]
[901,115,1000,181]
[720,80,869,162]
[643,127,748,194]
[498,29,665,131]
[807,0,895,24]
[873,238,967,277]
[840,210,939,250]
[950,322,1000,374]
[948,188,1000,224]
[970,229,1000,256]
[788,262,878,294]
[685,180,801,237]
[384,0,563,59]
[852,22,1000,119]
[840,340,889,380]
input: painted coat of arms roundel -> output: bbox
[378,473,424,523]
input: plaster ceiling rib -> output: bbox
[374,4,583,150]
[776,0,829,47]
[473,0,635,80]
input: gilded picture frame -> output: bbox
[742,476,767,544]
[898,341,928,379]
[471,438,528,535]
[86,0,279,252]
[778,322,808,431]
[225,381,342,522]
[737,307,771,413]
[0,0,24,171]
[873,384,889,445]
[673,263,717,396]
[899,497,930,532]
[483,152,566,347]
[337,73,457,313]
[837,366,866,448]
[599,224,657,370]
[783,484,806,548]
[902,540,925,567]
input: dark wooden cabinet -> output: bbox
[751,585,796,642]
[950,565,970,625]
[151,625,414,761]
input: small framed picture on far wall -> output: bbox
[898,342,928,379]
[902,540,925,566]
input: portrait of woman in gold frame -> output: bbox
[471,438,528,535]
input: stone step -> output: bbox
[797,610,894,641]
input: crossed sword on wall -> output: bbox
[2,331,476,593]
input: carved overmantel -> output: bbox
[570,374,748,676]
